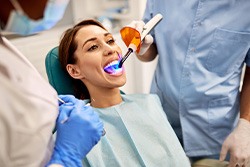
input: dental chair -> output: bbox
[45,46,75,95]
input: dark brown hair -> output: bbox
[59,19,107,99]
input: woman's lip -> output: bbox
[108,69,123,76]
[103,52,122,68]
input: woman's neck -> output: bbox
[89,88,123,108]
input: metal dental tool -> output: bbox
[58,97,66,104]
[118,13,163,68]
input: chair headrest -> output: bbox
[45,47,74,95]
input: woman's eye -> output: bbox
[107,39,115,45]
[88,45,98,51]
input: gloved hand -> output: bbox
[47,95,104,167]
[220,118,250,167]
[124,20,154,56]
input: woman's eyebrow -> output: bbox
[82,32,112,48]
[104,32,111,36]
[82,37,97,48]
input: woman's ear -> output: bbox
[66,64,84,79]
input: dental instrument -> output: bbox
[118,13,163,68]
[58,97,65,104]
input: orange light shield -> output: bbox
[120,27,142,53]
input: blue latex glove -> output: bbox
[47,95,103,167]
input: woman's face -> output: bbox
[68,25,126,90]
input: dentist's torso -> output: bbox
[144,0,250,157]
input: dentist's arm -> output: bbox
[47,95,104,167]
[220,66,250,167]
[240,66,250,123]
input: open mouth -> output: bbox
[103,60,123,75]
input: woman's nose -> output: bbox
[103,44,115,56]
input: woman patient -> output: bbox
[58,19,190,167]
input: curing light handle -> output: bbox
[140,13,163,41]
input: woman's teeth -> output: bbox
[104,60,122,74]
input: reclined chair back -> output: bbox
[45,46,74,95]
